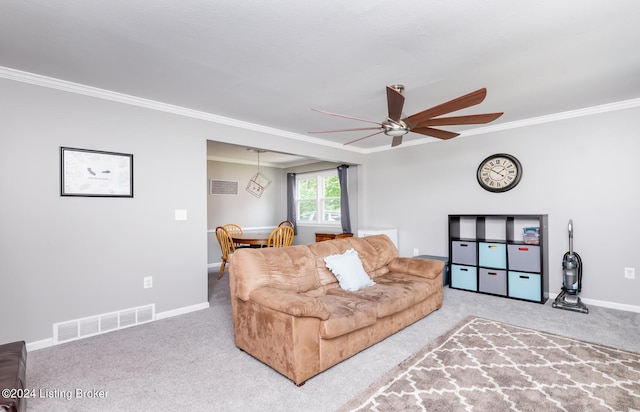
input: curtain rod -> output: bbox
[288,164,350,175]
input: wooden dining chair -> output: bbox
[267,225,294,248]
[223,223,243,236]
[215,226,236,280]
[223,223,248,248]
[278,220,294,228]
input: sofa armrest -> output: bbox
[388,257,444,280]
[249,287,331,320]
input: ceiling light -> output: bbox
[385,129,408,137]
[246,149,271,198]
[383,120,409,137]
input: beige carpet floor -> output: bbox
[24,270,640,411]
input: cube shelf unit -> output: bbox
[448,214,549,304]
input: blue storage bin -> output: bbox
[478,242,507,269]
[508,271,541,301]
[451,265,477,291]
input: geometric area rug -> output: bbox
[338,316,640,412]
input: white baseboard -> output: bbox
[155,302,210,320]
[26,338,54,352]
[584,298,640,313]
[548,292,640,313]
[26,301,210,352]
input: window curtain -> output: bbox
[286,172,297,235]
[337,165,352,234]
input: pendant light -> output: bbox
[246,149,271,198]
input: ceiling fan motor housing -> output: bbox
[383,120,409,137]
[390,84,405,94]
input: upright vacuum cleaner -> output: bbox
[552,219,589,314]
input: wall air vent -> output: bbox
[209,179,239,195]
[53,304,155,344]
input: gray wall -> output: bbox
[2,74,638,346]
[0,79,208,343]
[0,76,365,345]
[359,107,640,308]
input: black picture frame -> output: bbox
[60,147,133,197]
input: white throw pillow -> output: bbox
[324,248,375,291]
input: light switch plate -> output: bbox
[175,209,187,221]
[624,267,635,279]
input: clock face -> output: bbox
[477,153,522,192]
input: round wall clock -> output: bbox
[476,153,522,192]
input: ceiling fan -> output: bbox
[309,85,503,147]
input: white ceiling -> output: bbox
[2,1,640,163]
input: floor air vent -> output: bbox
[53,304,155,344]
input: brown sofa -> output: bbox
[229,234,444,385]
[0,341,27,412]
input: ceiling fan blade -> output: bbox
[415,112,504,127]
[386,86,405,122]
[391,135,403,147]
[405,88,488,127]
[311,108,382,126]
[344,130,385,145]
[411,127,460,140]
[308,127,382,134]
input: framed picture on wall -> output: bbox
[60,147,133,197]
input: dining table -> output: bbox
[231,231,272,247]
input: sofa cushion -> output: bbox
[249,287,330,319]
[388,257,445,280]
[230,246,320,301]
[327,273,435,318]
[358,235,400,276]
[316,295,377,339]
[308,235,399,286]
[324,248,375,291]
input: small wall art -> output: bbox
[60,147,133,197]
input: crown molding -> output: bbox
[461,97,640,137]
[0,66,365,154]
[3,66,639,154]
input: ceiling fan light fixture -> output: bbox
[385,128,408,137]
[383,119,409,137]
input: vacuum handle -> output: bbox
[568,219,573,239]
[568,219,574,255]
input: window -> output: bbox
[296,170,341,225]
